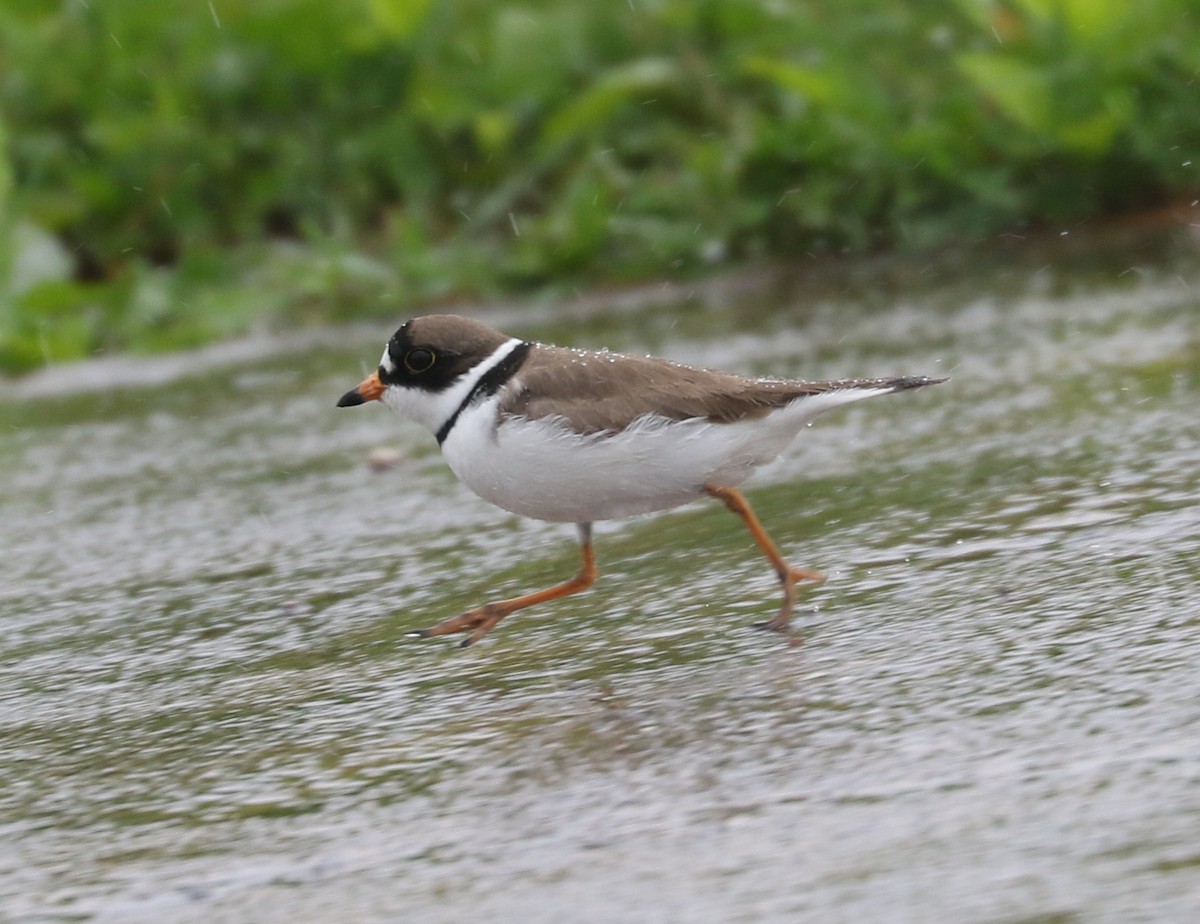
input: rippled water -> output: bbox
[3,249,1200,922]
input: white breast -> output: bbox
[439,391,873,523]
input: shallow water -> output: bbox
[3,246,1200,922]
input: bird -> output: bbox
[337,314,945,647]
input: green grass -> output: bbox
[3,0,1199,373]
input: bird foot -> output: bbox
[410,602,508,647]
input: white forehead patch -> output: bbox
[379,348,396,374]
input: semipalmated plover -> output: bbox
[338,315,945,646]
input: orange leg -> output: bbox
[412,523,597,647]
[704,485,825,637]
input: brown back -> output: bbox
[500,345,904,434]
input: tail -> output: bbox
[824,375,948,393]
[777,374,946,429]
[890,375,948,391]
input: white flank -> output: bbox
[440,382,898,523]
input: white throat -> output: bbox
[380,337,524,437]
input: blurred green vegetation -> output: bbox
[2,0,1198,373]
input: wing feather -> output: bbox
[498,345,936,434]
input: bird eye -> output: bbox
[405,348,435,373]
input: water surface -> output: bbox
[3,248,1200,922]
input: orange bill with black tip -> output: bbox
[337,370,385,407]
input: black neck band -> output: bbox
[436,341,532,445]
